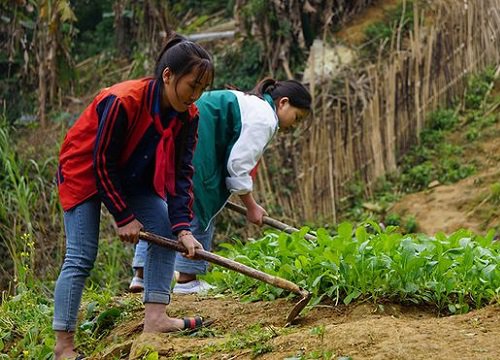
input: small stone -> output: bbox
[428,180,440,188]
[362,202,383,213]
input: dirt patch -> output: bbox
[95,294,500,359]
[390,167,500,234]
[335,0,401,45]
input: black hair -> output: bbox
[155,34,214,174]
[155,33,214,90]
[250,78,312,111]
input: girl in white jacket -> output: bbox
[130,78,312,294]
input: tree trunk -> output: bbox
[48,6,59,106]
[36,8,48,128]
[114,0,130,57]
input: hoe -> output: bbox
[139,231,311,325]
[225,201,317,242]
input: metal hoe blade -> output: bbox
[286,289,312,325]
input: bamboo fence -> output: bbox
[255,0,500,225]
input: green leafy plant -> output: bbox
[489,182,500,205]
[404,216,418,233]
[385,213,401,227]
[465,68,496,110]
[427,109,459,131]
[206,224,500,313]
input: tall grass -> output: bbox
[0,115,40,292]
[0,112,135,292]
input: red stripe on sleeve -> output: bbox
[95,99,127,211]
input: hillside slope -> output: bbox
[391,79,500,235]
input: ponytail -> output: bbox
[250,77,311,111]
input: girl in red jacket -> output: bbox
[53,35,214,360]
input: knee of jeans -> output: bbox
[62,253,96,275]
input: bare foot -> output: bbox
[143,314,185,333]
[54,344,78,360]
[54,331,78,360]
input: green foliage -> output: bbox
[362,1,414,57]
[0,116,60,290]
[192,323,280,357]
[466,127,480,141]
[400,161,433,190]
[438,157,475,184]
[397,108,474,191]
[0,278,140,359]
[77,289,141,355]
[170,0,234,18]
[0,285,55,360]
[464,67,496,110]
[206,225,500,313]
[426,109,459,131]
[404,215,418,233]
[364,22,394,46]
[385,213,401,227]
[88,235,136,293]
[213,39,264,90]
[73,8,115,60]
[0,5,38,121]
[489,183,500,205]
[464,110,498,138]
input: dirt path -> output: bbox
[391,80,500,235]
[96,294,500,359]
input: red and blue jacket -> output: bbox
[57,78,198,233]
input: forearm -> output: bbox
[237,192,267,226]
[238,192,258,211]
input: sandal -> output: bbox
[181,316,214,334]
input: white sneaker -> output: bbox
[172,279,215,295]
[129,276,144,293]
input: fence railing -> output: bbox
[256,0,500,224]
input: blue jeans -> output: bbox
[132,215,215,275]
[53,193,176,332]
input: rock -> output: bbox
[428,180,440,188]
[362,202,383,213]
[302,39,357,84]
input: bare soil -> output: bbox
[94,294,500,360]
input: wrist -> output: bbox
[177,230,192,239]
